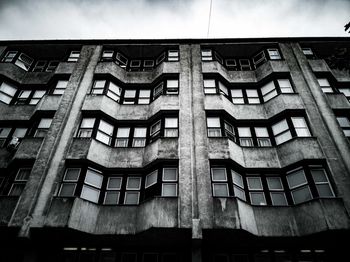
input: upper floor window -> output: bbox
[317,78,334,93]
[203,77,294,104]
[210,163,334,206]
[53,80,68,95]
[0,167,32,197]
[34,118,53,137]
[76,114,178,147]
[267,48,282,60]
[0,127,27,148]
[67,51,80,62]
[336,116,350,139]
[301,47,316,59]
[1,51,34,71]
[0,81,17,104]
[58,165,178,205]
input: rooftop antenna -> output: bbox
[207,0,213,37]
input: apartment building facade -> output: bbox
[0,38,349,262]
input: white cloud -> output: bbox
[0,0,348,40]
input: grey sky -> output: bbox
[0,0,349,40]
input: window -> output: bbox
[15,53,34,71]
[232,170,246,201]
[0,127,27,147]
[302,48,315,58]
[166,80,179,94]
[81,169,103,203]
[168,50,179,61]
[34,118,52,137]
[53,80,68,95]
[218,82,229,96]
[246,89,260,104]
[123,90,136,104]
[317,78,333,93]
[201,49,213,61]
[336,116,350,138]
[255,127,271,147]
[115,127,130,147]
[211,168,229,197]
[96,120,114,145]
[253,50,267,68]
[124,177,141,204]
[286,168,312,204]
[92,80,106,94]
[67,51,80,62]
[46,61,59,72]
[77,118,95,138]
[266,176,287,206]
[231,89,244,104]
[162,168,178,197]
[132,127,147,147]
[277,79,293,93]
[0,127,11,147]
[29,90,46,105]
[239,59,251,71]
[272,119,292,145]
[101,50,114,61]
[310,167,334,197]
[32,60,47,72]
[164,118,178,137]
[150,120,161,139]
[237,127,253,147]
[138,90,151,104]
[16,90,31,105]
[261,81,278,102]
[145,170,158,188]
[225,59,237,70]
[203,79,217,94]
[247,176,266,205]
[8,168,31,196]
[0,81,17,104]
[267,48,281,60]
[224,122,235,141]
[104,177,122,204]
[207,117,221,137]
[58,168,80,197]
[107,82,121,102]
[153,83,164,99]
[338,87,350,102]
[116,52,128,68]
[156,52,166,65]
[2,51,17,63]
[291,117,311,137]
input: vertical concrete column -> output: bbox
[280,43,350,212]
[9,45,102,236]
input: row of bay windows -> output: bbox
[91,76,179,104]
[210,162,335,206]
[0,117,53,147]
[57,165,178,205]
[76,114,178,147]
[100,49,179,72]
[203,76,294,104]
[206,112,311,147]
[316,77,350,103]
[0,79,69,105]
[0,50,81,72]
[201,47,282,71]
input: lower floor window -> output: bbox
[210,162,335,206]
[58,164,179,205]
[0,167,32,196]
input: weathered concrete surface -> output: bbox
[204,93,304,120]
[44,197,178,234]
[0,197,19,225]
[36,95,61,111]
[12,138,43,160]
[208,137,323,168]
[55,62,75,75]
[212,198,349,237]
[67,138,179,168]
[0,104,35,121]
[82,94,179,120]
[95,61,180,83]
[202,60,290,83]
[308,59,330,72]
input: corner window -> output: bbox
[104,177,122,205]
[150,120,161,140]
[145,170,158,189]
[138,90,151,104]
[0,81,17,104]
[58,168,80,197]
[261,81,278,102]
[286,168,312,204]
[231,170,246,201]
[310,167,334,197]
[166,80,179,95]
[267,48,281,60]
[96,120,114,146]
[168,50,179,61]
[81,168,103,203]
[29,90,46,105]
[77,118,95,138]
[211,168,229,197]
[162,168,178,197]
[164,118,178,137]
[124,177,141,204]
[272,119,292,145]
[201,49,213,61]
[336,116,350,138]
[203,79,217,94]
[291,117,311,137]
[53,80,68,95]
[123,90,136,104]
[34,118,53,137]
[317,78,333,93]
[255,127,271,147]
[67,51,80,62]
[132,127,147,147]
[8,168,31,196]
[207,117,221,137]
[231,89,244,104]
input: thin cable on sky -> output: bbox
[207,0,213,37]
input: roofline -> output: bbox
[0,37,349,45]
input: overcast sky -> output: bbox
[0,0,349,40]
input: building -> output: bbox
[0,38,350,262]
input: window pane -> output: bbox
[150,121,161,136]
[18,90,31,99]
[56,80,68,88]
[107,177,122,190]
[337,117,350,127]
[263,90,278,101]
[255,127,269,137]
[338,88,350,97]
[291,117,307,128]
[213,184,229,197]
[247,177,263,190]
[38,118,52,128]
[207,117,220,128]
[145,170,158,188]
[167,80,178,88]
[204,79,216,88]
[162,183,177,197]
[238,127,251,137]
[315,184,334,197]
[124,192,140,204]
[266,177,283,190]
[278,79,293,93]
[211,168,227,181]
[165,118,178,128]
[104,191,120,205]
[208,129,221,137]
[85,169,103,188]
[233,185,246,201]
[294,128,311,137]
[9,184,25,196]
[124,90,136,98]
[133,127,147,138]
[287,169,307,189]
[108,82,121,95]
[81,118,95,128]
[275,131,292,145]
[0,127,11,138]
[163,168,177,181]
[139,90,151,98]
[291,185,312,204]
[0,82,17,96]
[64,168,80,181]
[15,168,31,181]
[218,82,228,96]
[272,119,289,135]
[257,138,272,147]
[96,131,112,145]
[250,192,266,205]
[261,81,275,96]
[270,192,288,206]
[33,90,46,98]
[117,127,130,137]
[59,184,76,196]
[81,185,100,203]
[0,93,12,104]
[99,120,114,136]
[126,177,141,189]
[310,168,328,183]
[317,78,329,86]
[246,89,258,97]
[232,170,244,188]
[231,89,243,98]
